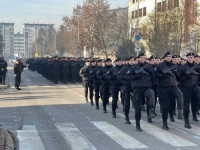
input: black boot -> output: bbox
[185,119,192,129]
[91,100,94,106]
[112,112,117,118]
[178,110,184,119]
[103,107,107,113]
[149,107,156,119]
[96,104,99,110]
[136,121,142,132]
[163,121,169,130]
[170,116,175,122]
[125,117,131,124]
[193,114,199,121]
[148,118,152,123]
[196,110,200,115]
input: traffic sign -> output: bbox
[135,46,141,52]
[135,35,141,41]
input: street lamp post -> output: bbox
[136,0,140,56]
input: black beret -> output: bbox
[115,58,122,62]
[155,56,160,59]
[194,55,199,58]
[186,52,195,57]
[96,59,102,63]
[162,51,171,59]
[181,58,184,60]
[127,56,134,61]
[149,55,155,60]
[104,58,112,62]
[172,55,177,58]
[137,53,145,58]
[177,55,180,58]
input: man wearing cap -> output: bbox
[194,55,200,115]
[0,56,7,85]
[96,58,112,113]
[118,56,135,124]
[126,53,156,131]
[90,59,103,109]
[179,52,200,128]
[86,59,97,105]
[106,58,123,118]
[149,55,158,116]
[79,60,92,103]
[155,51,184,130]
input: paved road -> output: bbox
[0,62,200,150]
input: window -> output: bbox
[174,0,179,8]
[139,8,142,17]
[168,0,173,10]
[162,1,166,11]
[132,11,135,19]
[157,2,162,12]
[143,7,146,16]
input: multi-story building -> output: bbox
[0,23,14,58]
[14,32,25,58]
[23,23,54,57]
[128,0,198,55]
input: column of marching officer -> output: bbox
[79,51,200,132]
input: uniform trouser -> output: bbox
[160,86,183,122]
[83,81,94,100]
[181,86,200,119]
[133,88,155,122]
[124,86,131,117]
[101,83,110,109]
[94,83,101,105]
[111,85,121,114]
[0,72,6,84]
[15,74,21,88]
[120,86,125,105]
[152,86,159,106]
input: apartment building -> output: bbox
[0,23,14,58]
[14,32,25,57]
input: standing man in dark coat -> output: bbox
[0,56,7,85]
[14,59,28,90]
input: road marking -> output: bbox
[17,125,45,150]
[169,119,200,136]
[117,113,197,147]
[55,123,97,150]
[91,121,148,149]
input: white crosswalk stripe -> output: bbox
[117,113,197,147]
[55,123,97,150]
[91,121,148,149]
[17,125,45,150]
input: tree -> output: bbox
[141,0,191,56]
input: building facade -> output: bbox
[23,23,54,57]
[0,23,14,58]
[14,32,25,58]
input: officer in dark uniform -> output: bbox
[118,56,135,124]
[155,52,184,130]
[126,53,156,131]
[79,60,91,103]
[106,58,123,118]
[90,59,103,109]
[179,52,200,128]
[96,58,112,113]
[0,56,7,85]
[52,56,60,84]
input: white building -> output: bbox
[0,23,15,58]
[22,23,54,57]
[14,32,25,58]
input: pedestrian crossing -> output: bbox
[17,116,200,150]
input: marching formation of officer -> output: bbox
[78,51,200,132]
[26,51,200,132]
[0,56,7,85]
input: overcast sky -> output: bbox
[0,0,128,33]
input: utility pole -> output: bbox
[77,19,80,57]
[135,0,140,57]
